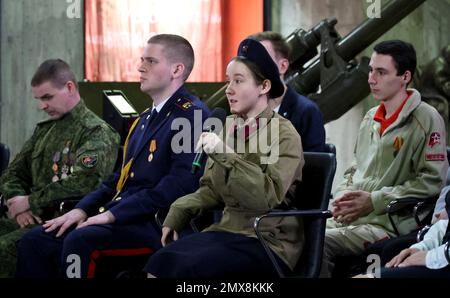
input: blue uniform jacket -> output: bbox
[278,86,326,152]
[76,86,210,224]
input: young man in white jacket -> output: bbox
[380,193,450,277]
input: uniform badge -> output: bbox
[393,136,404,151]
[148,139,157,162]
[175,98,193,110]
[428,132,441,148]
[182,102,192,109]
[81,154,98,168]
[393,136,404,157]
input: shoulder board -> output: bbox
[174,97,195,111]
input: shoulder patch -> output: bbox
[81,154,98,168]
[174,98,195,111]
[428,132,441,148]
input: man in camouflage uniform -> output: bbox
[0,59,120,277]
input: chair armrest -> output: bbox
[386,198,429,213]
[0,194,80,218]
[190,208,224,233]
[154,209,169,229]
[58,200,82,213]
[416,225,431,242]
[0,194,7,218]
[156,208,223,232]
[52,196,84,214]
[445,242,450,265]
[255,209,332,221]
[253,209,332,278]
[386,196,438,236]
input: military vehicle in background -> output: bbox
[205,0,430,123]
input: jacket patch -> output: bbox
[425,153,445,161]
[428,132,441,148]
[81,154,98,168]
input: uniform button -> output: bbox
[99,207,105,213]
[114,196,122,202]
[130,172,134,178]
[141,124,145,130]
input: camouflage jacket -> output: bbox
[0,100,120,218]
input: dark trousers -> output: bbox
[144,231,291,278]
[366,232,418,266]
[16,221,162,278]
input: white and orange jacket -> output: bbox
[334,89,449,236]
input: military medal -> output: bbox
[52,151,61,182]
[62,141,71,155]
[61,165,69,179]
[69,153,75,174]
[148,139,157,162]
[60,141,72,179]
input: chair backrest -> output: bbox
[294,152,336,211]
[0,143,10,175]
[324,143,336,155]
[446,147,450,186]
[294,152,336,278]
[113,146,124,172]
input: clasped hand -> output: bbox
[332,190,374,224]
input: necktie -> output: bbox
[147,108,158,126]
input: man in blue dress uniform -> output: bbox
[15,34,210,278]
[251,31,326,152]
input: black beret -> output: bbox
[237,38,285,98]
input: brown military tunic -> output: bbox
[164,106,304,270]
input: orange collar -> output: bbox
[374,90,412,135]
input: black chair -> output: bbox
[324,143,336,155]
[445,242,450,264]
[0,142,10,175]
[189,143,338,233]
[254,152,337,278]
[0,143,11,217]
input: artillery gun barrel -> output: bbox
[291,0,427,94]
